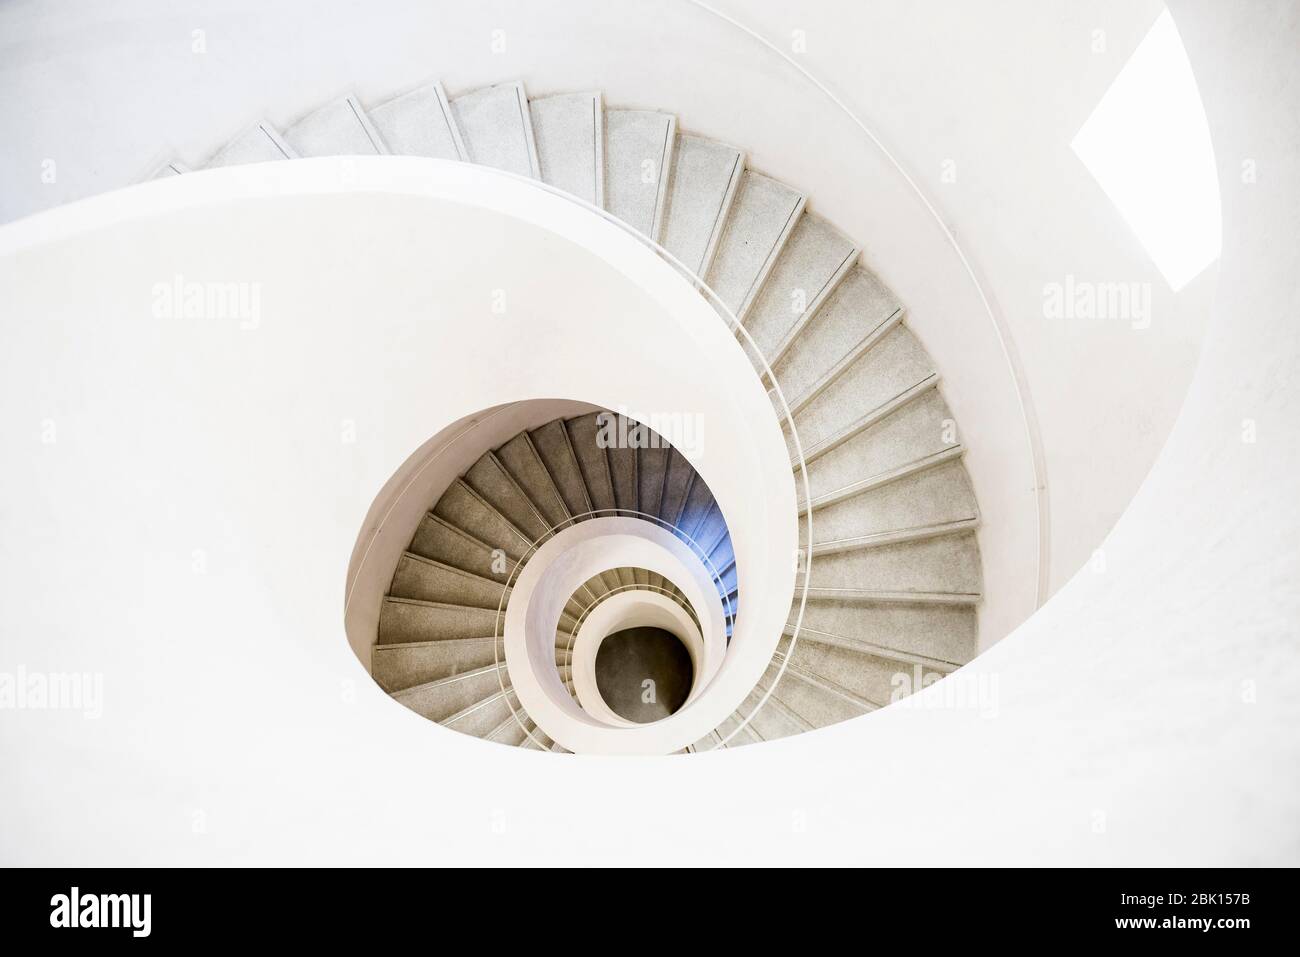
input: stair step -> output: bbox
[496,432,569,529]
[799,587,979,605]
[604,109,676,238]
[565,413,617,513]
[409,513,516,580]
[676,474,717,542]
[742,213,859,367]
[372,636,502,693]
[529,92,604,206]
[369,81,466,160]
[802,446,966,513]
[691,503,728,560]
[786,601,976,668]
[389,552,509,608]
[451,81,540,177]
[485,711,532,746]
[204,122,297,167]
[432,480,532,558]
[283,96,387,156]
[704,170,805,319]
[806,517,981,557]
[762,660,870,728]
[637,445,669,519]
[798,388,961,504]
[660,134,745,276]
[791,375,939,467]
[378,597,502,644]
[464,452,550,543]
[443,686,521,737]
[769,263,900,397]
[390,663,509,722]
[799,530,982,598]
[777,636,951,709]
[787,322,933,457]
[743,685,814,739]
[605,437,639,516]
[799,460,978,551]
[714,712,762,748]
[519,719,554,750]
[658,449,695,527]
[530,419,592,519]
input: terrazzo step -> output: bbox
[637,445,669,518]
[740,213,858,363]
[705,171,805,319]
[378,597,502,645]
[390,663,510,722]
[799,460,979,551]
[604,109,676,238]
[799,531,982,598]
[760,660,871,729]
[432,481,532,559]
[565,412,618,513]
[529,91,604,206]
[786,321,934,457]
[767,262,898,393]
[798,388,962,507]
[369,81,466,160]
[531,419,593,519]
[389,553,509,608]
[283,95,387,156]
[787,601,977,668]
[408,513,515,582]
[463,453,550,543]
[451,81,540,177]
[496,432,569,529]
[203,121,297,167]
[372,636,502,693]
[660,134,745,276]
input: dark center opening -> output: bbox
[594,626,694,723]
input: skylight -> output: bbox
[1071,9,1221,292]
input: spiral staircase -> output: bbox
[157,80,984,753]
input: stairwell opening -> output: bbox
[594,626,694,723]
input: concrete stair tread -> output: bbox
[799,530,982,598]
[451,81,540,177]
[204,122,297,167]
[770,263,901,397]
[799,462,979,550]
[742,213,859,365]
[604,109,676,238]
[705,169,805,319]
[636,445,669,520]
[409,512,514,580]
[529,418,592,519]
[464,452,550,543]
[786,602,975,669]
[372,635,503,693]
[283,95,387,156]
[378,596,503,645]
[369,80,466,160]
[389,551,509,608]
[798,388,962,505]
[432,480,532,559]
[565,412,617,513]
[660,134,745,276]
[496,432,569,529]
[529,91,604,206]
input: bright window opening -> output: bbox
[1071,9,1221,292]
